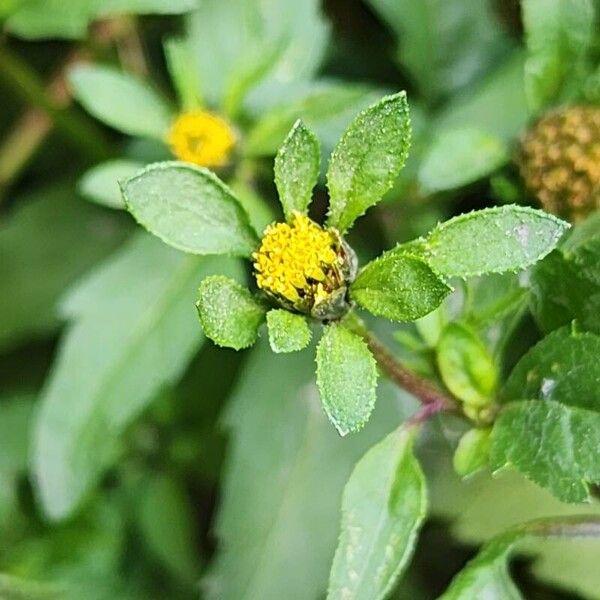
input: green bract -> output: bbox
[122,93,569,435]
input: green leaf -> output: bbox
[491,400,600,502]
[522,0,595,111]
[196,276,265,350]
[204,338,412,600]
[437,323,497,407]
[328,426,426,600]
[350,253,451,322]
[453,427,492,478]
[266,309,311,353]
[418,129,508,193]
[0,573,62,599]
[137,474,199,583]
[245,81,381,157]
[326,92,411,233]
[316,324,378,436]
[366,0,512,103]
[78,159,143,209]
[164,36,202,111]
[423,205,569,278]
[502,326,600,412]
[32,233,243,520]
[122,161,259,257]
[274,120,320,220]
[0,184,127,351]
[68,65,172,139]
[186,0,329,108]
[6,0,196,39]
[439,516,600,599]
[531,235,600,334]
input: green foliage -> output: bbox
[196,276,266,350]
[79,160,143,209]
[0,185,127,351]
[316,324,378,436]
[350,253,451,322]
[437,323,497,407]
[328,426,426,600]
[266,309,311,353]
[423,205,570,278]
[453,427,492,478]
[326,92,411,232]
[204,339,411,600]
[439,517,600,599]
[418,128,508,193]
[122,162,259,257]
[32,234,242,519]
[522,0,595,110]
[163,36,202,111]
[274,120,320,221]
[69,65,173,139]
[491,400,600,502]
[502,326,600,411]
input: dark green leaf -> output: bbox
[196,276,265,350]
[316,324,378,436]
[0,185,127,351]
[266,309,311,353]
[350,252,451,322]
[439,516,600,599]
[69,65,172,138]
[122,161,259,257]
[418,129,508,193]
[79,159,143,209]
[424,205,569,278]
[32,234,243,520]
[502,326,600,412]
[328,426,426,600]
[274,120,320,220]
[326,92,411,233]
[491,400,600,502]
[204,338,412,600]
[437,323,497,407]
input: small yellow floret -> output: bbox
[253,213,342,312]
[167,110,236,168]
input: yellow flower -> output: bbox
[167,110,236,168]
[253,212,356,319]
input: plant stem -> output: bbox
[344,312,458,414]
[0,46,112,162]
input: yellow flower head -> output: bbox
[167,110,236,168]
[253,212,356,319]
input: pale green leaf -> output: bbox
[0,573,62,599]
[316,324,378,436]
[122,161,259,257]
[522,0,595,111]
[79,159,143,209]
[0,184,127,351]
[69,65,173,138]
[326,92,411,233]
[437,323,497,407]
[350,253,451,322]
[502,326,600,412]
[424,205,569,278]
[491,400,600,503]
[32,233,243,520]
[328,426,426,600]
[196,276,265,350]
[164,36,202,110]
[266,309,311,353]
[274,120,320,220]
[419,129,508,193]
[453,428,492,478]
[204,338,412,600]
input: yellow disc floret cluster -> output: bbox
[167,110,236,168]
[253,213,349,316]
[519,105,600,221]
